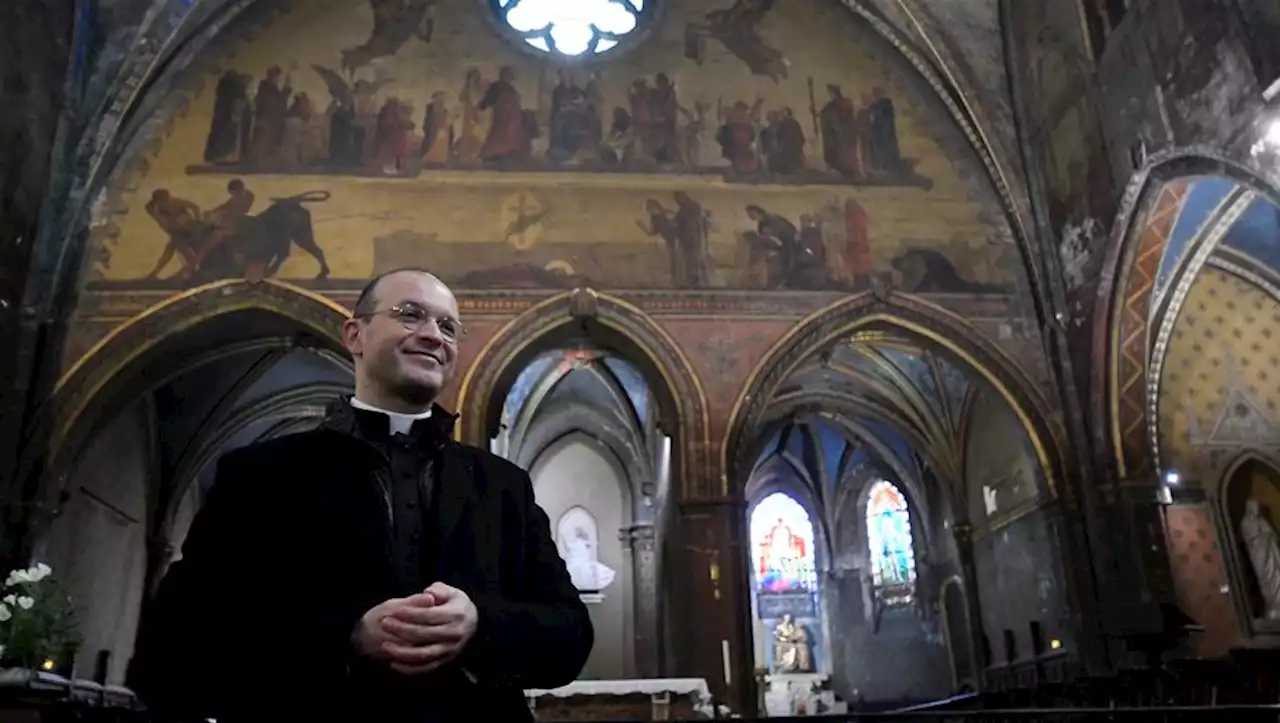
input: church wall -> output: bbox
[964,386,1072,664]
[33,397,152,684]
[825,474,953,703]
[1158,267,1280,647]
[1158,267,1280,487]
[530,433,634,680]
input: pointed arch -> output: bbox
[1093,149,1280,480]
[455,289,711,501]
[15,278,350,541]
[723,292,1062,498]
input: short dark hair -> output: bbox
[352,267,437,318]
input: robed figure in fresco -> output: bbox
[547,69,597,162]
[248,67,292,164]
[204,71,253,164]
[639,193,711,288]
[478,66,536,165]
[819,84,861,178]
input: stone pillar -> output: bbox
[951,523,987,682]
[673,499,752,713]
[621,522,660,677]
[0,0,76,578]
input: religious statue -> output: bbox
[771,614,813,674]
[1240,499,1280,619]
[562,525,617,593]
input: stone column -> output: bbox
[622,523,660,677]
[673,499,753,712]
[951,523,986,683]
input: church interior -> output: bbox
[4,0,1280,719]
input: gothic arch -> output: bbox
[1094,149,1280,480]
[514,403,654,515]
[723,292,1063,497]
[18,279,349,532]
[456,289,711,500]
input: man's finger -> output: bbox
[424,581,458,601]
[388,604,451,626]
[382,640,453,665]
[380,617,457,644]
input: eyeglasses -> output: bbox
[359,303,467,342]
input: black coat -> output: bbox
[128,414,593,721]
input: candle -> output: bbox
[722,639,732,686]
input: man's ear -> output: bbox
[341,317,363,356]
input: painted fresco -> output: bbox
[88,0,1015,295]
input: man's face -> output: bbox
[343,271,462,407]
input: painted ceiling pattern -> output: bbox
[1154,176,1280,314]
[1158,266,1280,483]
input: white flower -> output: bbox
[15,596,33,611]
[2,595,13,606]
[0,604,10,622]
[28,563,51,582]
[4,569,30,587]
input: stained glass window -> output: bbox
[750,492,817,593]
[866,480,916,605]
[496,0,645,56]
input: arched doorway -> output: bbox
[457,290,708,678]
[726,293,1066,705]
[25,280,351,683]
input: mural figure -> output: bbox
[144,182,332,282]
[686,0,788,83]
[891,247,1012,295]
[247,67,293,166]
[743,204,828,289]
[547,69,599,163]
[204,71,254,164]
[478,66,539,166]
[772,614,814,673]
[341,0,436,75]
[637,192,712,287]
[419,91,454,164]
[1241,499,1280,619]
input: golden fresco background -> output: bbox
[88,0,1019,296]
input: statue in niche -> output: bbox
[772,614,813,674]
[1240,499,1280,619]
[557,507,617,593]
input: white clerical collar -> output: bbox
[350,397,432,436]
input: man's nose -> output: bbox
[414,319,446,344]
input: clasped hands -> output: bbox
[354,581,478,676]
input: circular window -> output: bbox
[495,0,646,57]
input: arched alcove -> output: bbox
[25,280,352,684]
[725,293,1065,704]
[490,334,669,678]
[1106,159,1280,656]
[531,434,635,679]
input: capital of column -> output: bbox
[620,523,657,551]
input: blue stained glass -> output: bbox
[866,480,916,604]
[750,493,817,594]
